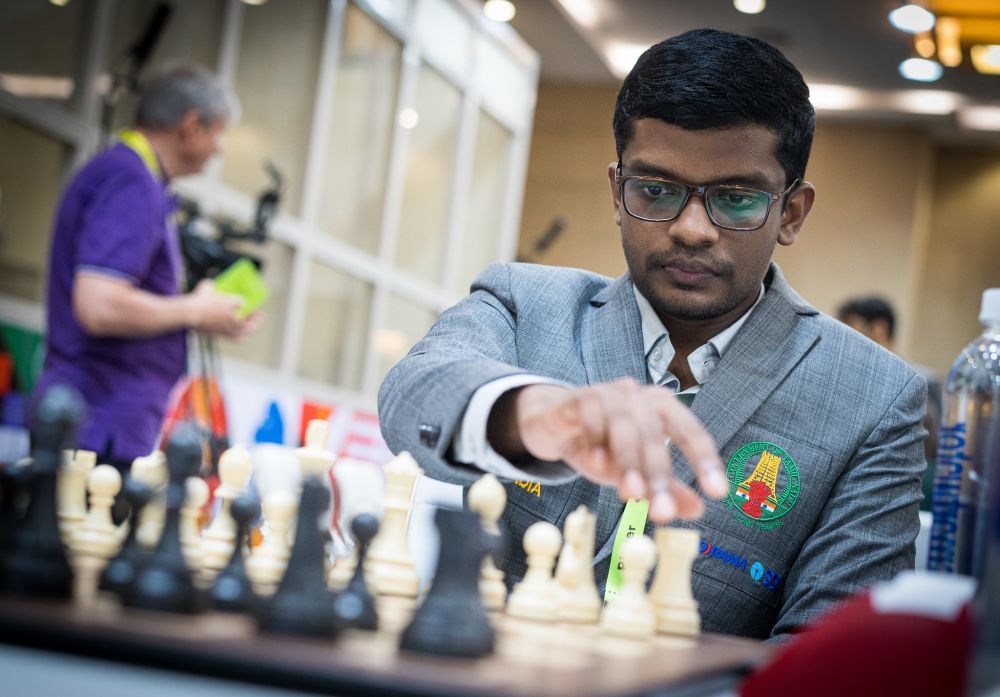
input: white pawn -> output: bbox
[202,444,254,575]
[367,451,423,599]
[467,473,508,611]
[58,449,96,543]
[248,489,297,596]
[556,504,601,623]
[506,521,562,622]
[296,419,335,479]
[181,476,210,572]
[71,465,123,606]
[600,534,657,640]
[133,453,168,549]
[650,527,701,637]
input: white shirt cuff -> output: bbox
[453,374,567,481]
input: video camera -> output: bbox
[178,161,283,290]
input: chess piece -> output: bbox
[0,384,84,598]
[333,512,379,631]
[601,533,657,640]
[556,504,601,623]
[71,465,123,604]
[211,493,260,613]
[123,422,205,614]
[202,444,253,575]
[257,419,341,638]
[650,527,701,637]
[400,508,495,658]
[132,453,168,549]
[368,451,422,598]
[100,477,154,596]
[181,476,210,573]
[247,489,296,595]
[58,448,95,543]
[467,473,508,611]
[506,521,561,622]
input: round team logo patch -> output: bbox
[725,441,800,530]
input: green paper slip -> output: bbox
[214,257,270,318]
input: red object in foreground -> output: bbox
[742,590,973,697]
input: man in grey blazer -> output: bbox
[379,29,926,640]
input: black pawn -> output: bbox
[211,493,260,613]
[122,422,204,614]
[99,477,154,597]
[0,385,84,598]
[257,475,342,638]
[399,507,495,658]
[333,513,379,631]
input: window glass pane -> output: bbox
[414,0,471,81]
[106,0,226,132]
[0,117,71,301]
[0,0,87,106]
[393,65,462,282]
[364,0,411,26]
[457,111,512,293]
[316,5,402,254]
[216,239,294,369]
[221,0,327,217]
[297,261,372,389]
[374,293,436,385]
[475,33,534,130]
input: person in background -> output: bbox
[33,66,258,475]
[837,295,941,508]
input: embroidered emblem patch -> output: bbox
[725,441,800,530]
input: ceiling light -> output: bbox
[971,44,1000,75]
[240,0,269,4]
[48,0,71,5]
[889,4,936,34]
[0,74,74,99]
[398,107,419,129]
[899,57,943,81]
[807,83,868,111]
[733,0,766,15]
[936,16,962,67]
[483,0,516,23]
[605,42,649,79]
[555,0,600,28]
[958,105,1000,131]
[914,32,936,58]
[891,89,960,114]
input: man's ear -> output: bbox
[176,110,203,142]
[777,180,815,247]
[607,162,622,227]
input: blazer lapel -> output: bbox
[580,273,650,557]
[681,264,821,484]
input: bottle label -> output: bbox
[928,421,973,573]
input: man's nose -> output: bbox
[667,194,719,246]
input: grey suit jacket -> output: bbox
[378,262,927,640]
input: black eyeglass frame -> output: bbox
[615,164,800,232]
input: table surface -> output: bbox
[0,597,772,697]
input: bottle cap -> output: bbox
[980,288,1000,325]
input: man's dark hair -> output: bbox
[613,29,815,187]
[837,296,896,340]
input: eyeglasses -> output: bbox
[616,166,799,232]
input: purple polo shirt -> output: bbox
[34,142,187,462]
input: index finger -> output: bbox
[650,389,726,498]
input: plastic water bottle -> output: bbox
[927,288,1000,577]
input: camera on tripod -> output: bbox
[178,161,283,290]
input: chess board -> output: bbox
[0,597,771,697]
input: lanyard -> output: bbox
[118,129,162,179]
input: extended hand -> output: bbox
[187,279,256,338]
[509,380,726,522]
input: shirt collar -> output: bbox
[632,283,765,386]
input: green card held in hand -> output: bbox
[214,257,270,318]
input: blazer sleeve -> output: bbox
[770,371,928,638]
[378,264,576,488]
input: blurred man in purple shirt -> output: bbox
[35,67,257,472]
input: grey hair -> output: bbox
[135,66,237,130]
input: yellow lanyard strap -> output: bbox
[117,128,162,179]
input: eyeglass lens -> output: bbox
[623,178,772,229]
